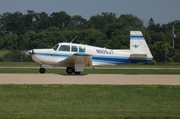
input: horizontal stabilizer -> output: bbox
[130,54,147,58]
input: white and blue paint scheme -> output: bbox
[25,31,153,74]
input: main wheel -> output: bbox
[39,68,46,74]
[66,67,74,74]
[74,71,81,75]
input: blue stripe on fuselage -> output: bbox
[92,56,152,64]
[33,52,152,64]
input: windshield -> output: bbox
[52,44,59,51]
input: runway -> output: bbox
[0,74,180,85]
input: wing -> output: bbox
[58,52,92,71]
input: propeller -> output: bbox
[25,49,34,55]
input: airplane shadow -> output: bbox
[59,74,88,76]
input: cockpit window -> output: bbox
[59,45,70,51]
[52,44,59,51]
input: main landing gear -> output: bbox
[38,67,81,75]
[66,67,81,75]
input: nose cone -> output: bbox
[25,50,33,55]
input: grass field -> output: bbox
[0,62,180,118]
[1,68,180,74]
[0,62,180,74]
[0,50,9,56]
[1,62,180,68]
[0,85,180,119]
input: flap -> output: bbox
[58,52,92,67]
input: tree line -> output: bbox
[0,10,180,63]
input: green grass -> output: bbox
[0,68,180,74]
[0,62,180,118]
[0,50,9,56]
[0,62,180,74]
[0,62,38,67]
[0,85,179,119]
[1,62,180,68]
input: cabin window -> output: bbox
[59,45,70,51]
[71,46,78,52]
[79,46,85,52]
[52,44,59,51]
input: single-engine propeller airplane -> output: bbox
[25,31,153,74]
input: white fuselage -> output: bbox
[29,42,152,67]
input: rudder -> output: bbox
[130,31,153,58]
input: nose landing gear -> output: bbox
[39,68,46,74]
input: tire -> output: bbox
[39,68,46,74]
[66,67,74,74]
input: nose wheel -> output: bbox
[39,68,46,74]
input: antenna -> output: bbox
[104,39,112,48]
[70,36,77,43]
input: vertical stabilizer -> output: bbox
[130,31,153,58]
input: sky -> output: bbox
[0,0,179,25]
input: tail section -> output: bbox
[130,31,153,59]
